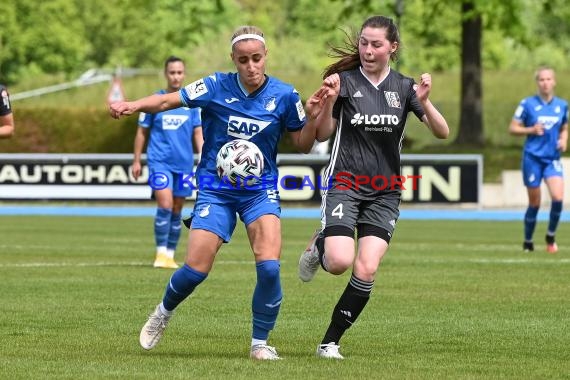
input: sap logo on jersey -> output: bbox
[537,115,560,130]
[227,116,270,139]
[162,115,189,130]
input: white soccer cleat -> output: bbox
[298,230,321,282]
[139,304,171,350]
[316,343,344,359]
[250,344,281,360]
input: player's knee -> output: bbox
[256,259,280,284]
[321,225,354,274]
[353,261,379,280]
[325,252,353,275]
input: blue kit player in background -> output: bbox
[509,66,568,254]
[132,56,203,269]
[110,26,328,360]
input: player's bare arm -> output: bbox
[509,120,544,136]
[558,123,568,152]
[312,74,340,142]
[132,126,148,180]
[109,92,181,119]
[415,73,449,139]
[0,113,15,139]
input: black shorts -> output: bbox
[321,188,400,242]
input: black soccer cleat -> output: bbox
[523,241,534,252]
[545,235,558,254]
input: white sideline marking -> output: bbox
[392,257,570,265]
[469,258,570,264]
[0,260,255,268]
[0,262,147,268]
[1,258,568,269]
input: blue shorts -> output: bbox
[522,153,563,188]
[148,164,194,198]
[189,188,281,243]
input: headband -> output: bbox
[231,34,266,47]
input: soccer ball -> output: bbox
[216,139,264,185]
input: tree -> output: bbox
[0,0,89,82]
[456,0,483,145]
[455,0,529,145]
[330,0,529,147]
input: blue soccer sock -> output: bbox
[155,208,172,250]
[524,206,539,241]
[162,263,207,311]
[252,260,282,340]
[167,212,182,252]
[547,201,563,235]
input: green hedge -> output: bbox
[1,106,138,153]
[2,105,320,154]
[0,104,526,183]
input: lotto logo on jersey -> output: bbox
[162,115,189,130]
[350,113,400,126]
[227,116,271,139]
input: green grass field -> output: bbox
[1,216,568,379]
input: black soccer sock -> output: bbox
[316,233,327,271]
[321,273,374,345]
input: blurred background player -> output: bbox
[509,66,568,253]
[0,83,14,138]
[133,56,203,268]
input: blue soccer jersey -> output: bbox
[138,89,202,172]
[179,72,306,190]
[513,95,569,159]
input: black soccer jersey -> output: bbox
[325,68,424,198]
[0,85,12,116]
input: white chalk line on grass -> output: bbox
[0,260,256,268]
[468,258,570,264]
[390,257,570,265]
[1,258,569,269]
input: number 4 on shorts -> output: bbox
[331,203,344,219]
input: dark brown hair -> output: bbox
[323,16,401,78]
[164,56,184,71]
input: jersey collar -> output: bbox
[235,74,269,98]
[359,66,391,88]
[535,94,555,105]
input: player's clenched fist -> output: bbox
[109,101,137,119]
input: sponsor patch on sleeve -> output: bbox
[296,100,305,121]
[184,79,208,100]
[138,112,146,122]
[1,90,10,109]
[514,105,523,118]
